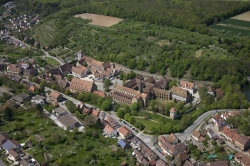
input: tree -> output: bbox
[124,113,130,121]
[103,79,112,92]
[193,149,201,158]
[130,102,138,111]
[101,100,112,111]
[3,107,13,121]
[169,80,177,89]
[128,116,136,124]
[117,108,125,119]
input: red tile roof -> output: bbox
[118,126,131,137]
[104,124,115,135]
[70,78,96,93]
[180,80,194,90]
[91,109,99,117]
[49,91,61,99]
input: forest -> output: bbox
[14,0,250,34]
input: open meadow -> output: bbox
[231,11,250,21]
[74,13,123,27]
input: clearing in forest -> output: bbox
[195,49,203,58]
[157,39,171,46]
[231,11,250,21]
[74,13,123,27]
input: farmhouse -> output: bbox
[12,92,30,104]
[7,64,21,75]
[59,63,71,76]
[69,78,97,93]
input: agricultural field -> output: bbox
[210,11,250,35]
[1,108,135,166]
[34,19,56,48]
[74,13,124,27]
[195,47,231,58]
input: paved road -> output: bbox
[45,87,167,161]
[170,109,239,141]
[114,62,214,85]
[0,159,7,166]
[41,49,64,65]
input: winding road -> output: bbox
[41,49,64,65]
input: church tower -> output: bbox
[77,50,84,61]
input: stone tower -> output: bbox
[170,107,177,120]
[77,50,84,61]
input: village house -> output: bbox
[2,139,20,151]
[57,114,79,130]
[52,107,68,117]
[117,139,130,149]
[160,140,178,157]
[58,78,69,89]
[28,85,38,93]
[234,152,250,166]
[140,144,158,160]
[0,132,10,147]
[49,91,64,102]
[174,152,189,166]
[156,159,168,166]
[7,64,21,75]
[206,128,217,139]
[104,124,117,137]
[165,133,179,145]
[117,126,133,140]
[82,107,93,115]
[23,66,38,77]
[134,149,145,164]
[131,136,143,149]
[91,109,100,117]
[221,126,239,143]
[170,86,191,103]
[179,80,195,94]
[7,149,19,162]
[192,130,206,142]
[234,135,250,151]
[104,116,120,129]
[31,95,45,105]
[91,59,111,72]
[207,161,229,166]
[69,78,97,93]
[71,66,90,78]
[99,111,106,120]
[184,160,194,166]
[12,92,30,104]
[153,88,170,100]
[111,84,148,107]
[59,63,71,76]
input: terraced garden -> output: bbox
[34,19,56,48]
[49,48,76,63]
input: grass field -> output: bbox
[221,18,250,28]
[134,117,159,131]
[34,19,56,48]
[44,57,60,65]
[210,24,250,35]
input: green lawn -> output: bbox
[210,24,250,35]
[44,57,60,65]
[134,117,159,131]
[221,18,250,28]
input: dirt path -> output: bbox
[114,63,213,85]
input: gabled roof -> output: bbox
[207,161,229,166]
[145,76,155,84]
[134,149,144,161]
[192,130,201,139]
[59,63,71,73]
[156,159,168,166]
[91,109,99,117]
[49,91,61,99]
[171,86,189,98]
[2,139,19,151]
[9,149,18,158]
[177,152,189,162]
[184,160,194,166]
[235,152,250,166]
[165,133,178,143]
[57,114,78,128]
[179,80,194,90]
[236,135,249,146]
[69,78,96,93]
[174,142,186,152]
[104,124,115,135]
[118,126,131,137]
[72,66,88,75]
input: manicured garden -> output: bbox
[44,57,60,65]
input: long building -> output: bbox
[69,78,97,93]
[111,84,148,107]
